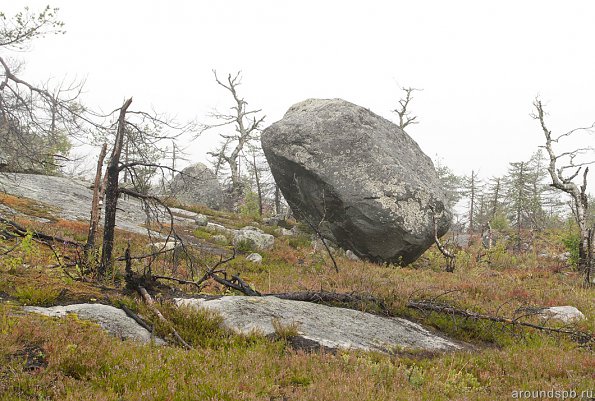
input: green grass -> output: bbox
[0,303,592,400]
[13,285,61,306]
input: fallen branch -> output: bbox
[0,215,84,248]
[210,273,261,296]
[121,304,154,333]
[138,286,192,349]
[268,291,387,311]
[407,299,594,344]
[151,250,250,294]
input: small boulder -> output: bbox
[276,227,294,236]
[539,306,585,323]
[240,225,264,233]
[233,229,275,251]
[169,163,224,209]
[206,222,236,236]
[263,215,282,226]
[246,253,263,264]
[345,250,360,261]
[194,213,208,226]
[148,240,179,252]
[211,234,228,244]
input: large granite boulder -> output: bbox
[169,163,224,210]
[261,98,451,265]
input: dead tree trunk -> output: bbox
[533,99,593,283]
[274,184,281,215]
[468,170,477,234]
[490,177,500,221]
[251,152,263,216]
[99,98,133,278]
[85,143,108,259]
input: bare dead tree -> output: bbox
[532,98,594,283]
[0,7,87,174]
[204,71,265,206]
[464,170,481,235]
[99,98,133,276]
[430,207,456,272]
[392,86,421,130]
[250,150,263,216]
[84,142,107,260]
[96,98,195,278]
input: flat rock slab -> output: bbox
[24,303,165,345]
[175,296,464,353]
[0,173,196,236]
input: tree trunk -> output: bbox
[468,170,476,234]
[274,184,281,215]
[491,178,500,221]
[85,143,108,259]
[534,99,593,281]
[252,153,263,216]
[516,162,525,252]
[99,98,133,278]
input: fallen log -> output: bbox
[138,286,192,349]
[407,299,594,345]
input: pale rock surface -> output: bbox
[233,228,275,251]
[24,303,165,345]
[168,163,224,209]
[175,296,464,353]
[539,306,586,323]
[246,253,263,264]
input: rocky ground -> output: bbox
[0,172,466,354]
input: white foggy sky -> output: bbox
[4,0,595,180]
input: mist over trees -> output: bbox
[0,5,592,283]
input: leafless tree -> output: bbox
[532,98,594,283]
[393,86,421,130]
[97,98,195,277]
[0,6,86,174]
[205,71,265,207]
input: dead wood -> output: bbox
[0,215,84,248]
[85,142,108,258]
[407,299,594,345]
[138,286,192,349]
[267,291,387,310]
[121,304,154,333]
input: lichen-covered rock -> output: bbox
[169,163,224,210]
[246,253,263,264]
[233,229,275,251]
[261,98,451,265]
[539,306,585,323]
[211,234,228,244]
[194,213,208,226]
[24,304,165,344]
[175,296,464,353]
[345,250,360,261]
